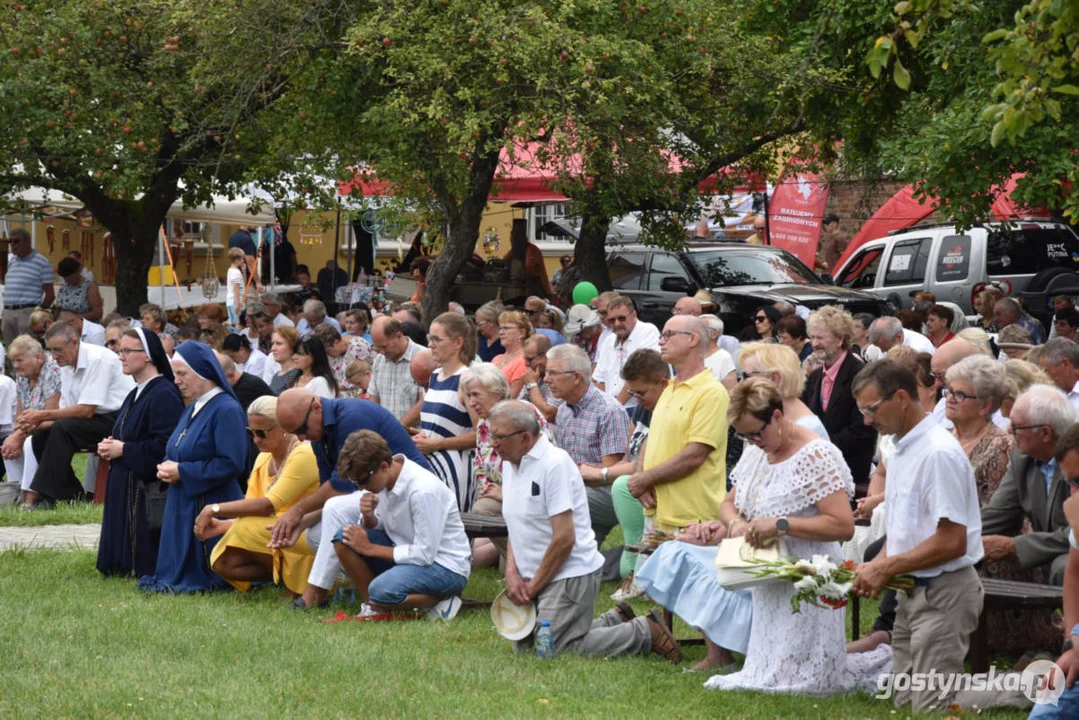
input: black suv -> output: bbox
[607,242,893,335]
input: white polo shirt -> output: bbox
[60,342,135,414]
[885,414,984,577]
[240,348,268,379]
[901,328,936,355]
[369,456,471,578]
[592,320,661,403]
[501,435,604,582]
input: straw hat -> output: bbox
[491,589,536,641]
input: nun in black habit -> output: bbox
[96,327,185,577]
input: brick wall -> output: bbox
[824,178,944,247]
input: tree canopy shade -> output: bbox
[0,0,324,312]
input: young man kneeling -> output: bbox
[332,430,471,620]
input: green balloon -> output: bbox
[572,281,599,305]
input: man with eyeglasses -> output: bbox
[851,360,992,712]
[981,384,1077,586]
[268,388,433,610]
[547,344,630,547]
[592,296,660,408]
[20,321,134,509]
[519,334,561,431]
[593,291,620,347]
[492,400,681,662]
[627,316,728,543]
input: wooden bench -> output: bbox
[968,578,1063,673]
[460,513,508,611]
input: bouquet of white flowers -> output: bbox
[744,557,914,613]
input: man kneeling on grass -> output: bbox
[332,430,471,621]
[492,400,681,661]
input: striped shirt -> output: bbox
[555,385,631,465]
[420,366,474,512]
[5,250,53,306]
[368,338,422,420]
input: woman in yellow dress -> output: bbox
[194,395,319,599]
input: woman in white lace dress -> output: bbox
[706,377,891,694]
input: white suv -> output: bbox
[832,220,1079,321]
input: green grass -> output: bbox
[0,454,101,526]
[0,550,1030,718]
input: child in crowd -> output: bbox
[346,359,372,399]
[226,247,246,326]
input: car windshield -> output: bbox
[687,249,818,287]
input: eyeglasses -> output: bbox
[117,348,146,357]
[46,338,74,356]
[349,469,375,486]
[627,388,647,401]
[754,316,768,323]
[857,392,896,417]
[546,369,578,377]
[608,314,631,324]
[294,398,316,436]
[1009,423,1048,435]
[929,371,946,383]
[492,429,526,442]
[427,334,443,344]
[742,369,773,379]
[105,339,120,348]
[659,330,694,341]
[734,416,772,443]
[246,426,270,439]
[498,325,520,333]
[942,386,982,403]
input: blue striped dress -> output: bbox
[420,366,474,511]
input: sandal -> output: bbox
[614,601,636,623]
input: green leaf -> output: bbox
[1051,84,1079,96]
[894,1,911,14]
[982,28,1008,43]
[893,57,911,90]
[904,30,920,49]
[990,120,1006,148]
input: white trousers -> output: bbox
[306,491,363,591]
[3,437,96,494]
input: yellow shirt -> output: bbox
[246,443,320,513]
[643,369,729,529]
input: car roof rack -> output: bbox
[886,221,986,236]
[884,218,1063,236]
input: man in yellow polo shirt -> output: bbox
[626,315,728,531]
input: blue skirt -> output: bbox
[636,541,753,654]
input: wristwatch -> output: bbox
[601,467,609,482]
[524,382,538,391]
[775,517,789,536]
[211,503,221,516]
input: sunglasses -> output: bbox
[295,398,316,435]
[754,315,768,323]
[735,416,772,443]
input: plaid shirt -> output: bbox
[368,338,422,420]
[555,385,631,465]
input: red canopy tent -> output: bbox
[339,141,764,203]
[834,174,1052,270]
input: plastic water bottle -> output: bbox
[535,620,555,659]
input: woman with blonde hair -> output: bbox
[974,290,1000,333]
[491,310,532,397]
[195,394,320,600]
[412,312,478,512]
[1001,359,1053,419]
[956,327,993,356]
[737,342,827,438]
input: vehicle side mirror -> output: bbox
[660,277,693,293]
[820,273,835,285]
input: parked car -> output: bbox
[831,220,1079,324]
[606,242,892,336]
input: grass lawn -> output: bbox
[0,455,101,526]
[0,547,1031,719]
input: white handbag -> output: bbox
[714,536,789,590]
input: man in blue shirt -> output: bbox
[3,229,55,344]
[271,388,433,609]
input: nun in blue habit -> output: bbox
[138,340,247,594]
[97,328,184,577]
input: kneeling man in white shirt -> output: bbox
[852,360,1028,712]
[492,400,680,661]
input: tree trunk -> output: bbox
[110,222,161,316]
[421,151,502,326]
[574,203,613,292]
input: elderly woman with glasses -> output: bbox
[943,355,1013,504]
[194,395,320,600]
[492,310,532,398]
[0,335,61,507]
[638,378,887,685]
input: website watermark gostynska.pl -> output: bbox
[875,661,1066,705]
